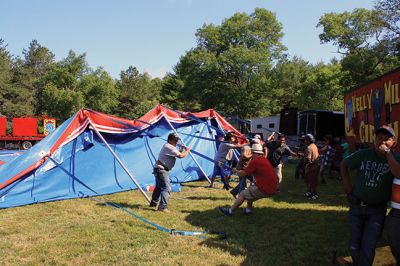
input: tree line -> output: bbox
[0,0,398,122]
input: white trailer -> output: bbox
[250,115,280,141]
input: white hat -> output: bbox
[254,134,261,139]
[251,144,264,154]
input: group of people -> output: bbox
[214,131,299,216]
[147,127,400,264]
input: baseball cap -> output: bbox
[303,133,315,143]
[254,134,261,139]
[375,125,396,138]
[168,133,180,141]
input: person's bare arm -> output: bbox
[380,144,400,177]
[267,132,275,141]
[177,146,191,158]
[340,159,352,194]
[232,167,247,177]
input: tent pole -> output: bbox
[89,122,151,204]
[162,104,240,162]
[162,114,212,184]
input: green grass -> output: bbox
[0,161,390,265]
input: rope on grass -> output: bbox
[84,193,226,239]
[45,156,226,239]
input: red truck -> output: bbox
[344,67,400,152]
[0,117,56,150]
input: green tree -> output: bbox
[268,57,312,113]
[79,67,118,114]
[317,1,400,88]
[39,83,84,120]
[0,39,36,117]
[160,73,186,110]
[37,50,88,120]
[300,61,344,111]
[174,8,286,118]
[0,39,13,116]
[114,66,161,119]
[15,40,55,114]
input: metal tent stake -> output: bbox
[162,114,212,184]
[90,122,151,203]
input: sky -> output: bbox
[0,0,375,79]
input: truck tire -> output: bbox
[22,141,33,150]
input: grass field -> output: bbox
[0,160,391,265]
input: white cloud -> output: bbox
[143,66,170,79]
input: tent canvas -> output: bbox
[0,150,23,166]
[0,105,242,209]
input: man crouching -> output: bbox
[219,144,277,216]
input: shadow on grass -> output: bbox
[95,201,143,210]
[185,206,350,265]
[180,183,210,188]
[180,196,230,201]
[271,189,348,207]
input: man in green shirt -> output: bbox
[340,125,400,265]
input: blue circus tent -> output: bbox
[0,105,243,208]
[0,150,24,166]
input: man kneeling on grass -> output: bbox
[219,144,277,216]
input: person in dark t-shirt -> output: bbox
[341,126,400,265]
[266,134,297,191]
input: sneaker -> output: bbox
[230,190,237,199]
[304,191,312,197]
[157,208,170,213]
[218,207,232,217]
[223,185,232,191]
[310,194,319,200]
[244,209,253,215]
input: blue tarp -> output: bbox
[0,150,24,165]
[0,106,239,208]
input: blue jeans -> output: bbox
[386,209,400,263]
[348,204,387,266]
[212,162,231,188]
[150,169,171,210]
[231,176,253,196]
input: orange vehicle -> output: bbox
[0,117,56,150]
[344,67,400,151]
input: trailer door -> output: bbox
[299,113,307,136]
[308,113,316,136]
[299,113,316,136]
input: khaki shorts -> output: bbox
[240,185,269,201]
